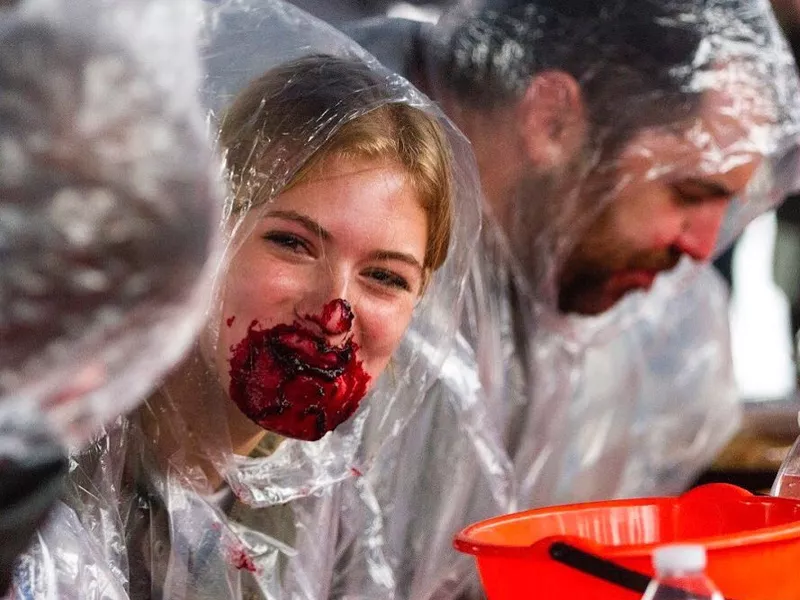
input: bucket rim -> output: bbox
[453,484,800,558]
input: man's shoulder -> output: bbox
[342,17,424,79]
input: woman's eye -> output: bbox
[364,268,411,292]
[263,232,310,254]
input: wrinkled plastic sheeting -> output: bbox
[0,0,219,450]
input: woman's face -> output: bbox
[214,155,429,440]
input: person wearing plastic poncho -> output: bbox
[331,0,800,598]
[9,3,483,598]
[0,0,219,595]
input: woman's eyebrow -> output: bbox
[264,209,331,240]
[369,250,424,272]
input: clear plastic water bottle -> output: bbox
[771,410,800,499]
[641,545,723,600]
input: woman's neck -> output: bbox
[138,345,271,491]
[222,382,273,457]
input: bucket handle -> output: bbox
[548,541,746,600]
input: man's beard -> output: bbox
[557,241,683,314]
[557,198,683,315]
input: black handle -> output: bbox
[549,541,651,594]
[548,541,746,600]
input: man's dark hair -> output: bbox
[435,0,753,152]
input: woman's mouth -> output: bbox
[270,326,353,373]
[227,300,370,441]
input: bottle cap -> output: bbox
[653,544,707,574]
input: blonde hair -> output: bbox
[219,54,453,273]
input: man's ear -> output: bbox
[517,70,587,169]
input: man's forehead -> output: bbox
[613,74,771,179]
[694,62,776,148]
[613,121,763,192]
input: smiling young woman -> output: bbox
[210,55,454,446]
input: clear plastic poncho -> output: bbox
[342,0,800,598]
[1,0,218,593]
[0,0,217,449]
[10,1,482,598]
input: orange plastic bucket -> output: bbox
[454,484,800,600]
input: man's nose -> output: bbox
[674,198,730,261]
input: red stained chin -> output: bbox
[228,320,370,441]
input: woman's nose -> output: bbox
[295,272,355,345]
[302,298,355,340]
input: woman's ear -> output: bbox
[517,70,587,170]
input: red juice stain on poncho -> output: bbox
[228,299,370,441]
[226,315,236,327]
[228,546,258,573]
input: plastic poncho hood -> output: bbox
[0,0,218,450]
